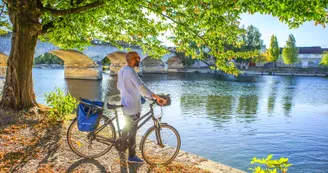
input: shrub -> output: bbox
[249,154,292,173]
[44,88,78,121]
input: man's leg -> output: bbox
[127,113,140,158]
[122,115,131,140]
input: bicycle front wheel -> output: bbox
[140,123,181,165]
[67,115,116,158]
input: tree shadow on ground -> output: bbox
[65,151,142,173]
[0,109,39,131]
[0,108,63,172]
[118,150,143,173]
[66,158,107,173]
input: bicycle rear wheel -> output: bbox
[140,123,181,165]
[67,115,116,158]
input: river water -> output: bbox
[12,68,328,172]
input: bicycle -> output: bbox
[66,98,181,165]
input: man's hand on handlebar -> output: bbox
[151,94,167,106]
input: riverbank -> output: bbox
[20,65,328,78]
[141,67,328,77]
[240,67,328,77]
[33,64,64,69]
[0,109,245,173]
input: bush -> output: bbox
[249,154,292,173]
[44,88,78,121]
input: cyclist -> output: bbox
[117,51,167,163]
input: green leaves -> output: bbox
[250,154,292,173]
[4,0,328,74]
[282,34,298,65]
[0,1,10,35]
[44,88,78,121]
[267,34,279,63]
[320,51,328,66]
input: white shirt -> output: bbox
[117,65,153,115]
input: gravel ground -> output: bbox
[0,108,244,173]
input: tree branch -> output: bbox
[39,21,54,35]
[39,17,67,35]
[40,1,105,16]
[200,59,211,67]
[36,0,44,10]
[140,5,208,45]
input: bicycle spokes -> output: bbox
[141,124,181,165]
[67,116,116,158]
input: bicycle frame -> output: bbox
[94,100,164,146]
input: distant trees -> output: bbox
[34,53,64,65]
[282,34,299,66]
[320,51,328,66]
[242,25,264,52]
[222,25,263,67]
[266,35,280,68]
[101,58,111,71]
[101,58,111,66]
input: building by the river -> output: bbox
[258,46,327,68]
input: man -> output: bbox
[117,51,167,163]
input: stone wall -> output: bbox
[64,66,102,80]
[141,57,166,73]
[0,67,6,78]
[142,66,166,73]
[167,56,184,69]
[0,53,8,77]
[107,52,127,75]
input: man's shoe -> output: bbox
[128,156,144,163]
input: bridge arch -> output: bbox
[49,50,101,79]
[0,52,9,66]
[49,50,97,67]
[141,56,166,73]
[34,49,101,80]
[167,55,184,69]
[1,35,178,78]
[104,51,127,75]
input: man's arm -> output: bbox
[128,69,153,98]
[129,70,167,105]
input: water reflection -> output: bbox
[180,95,205,116]
[102,76,120,102]
[281,77,297,116]
[66,79,103,100]
[180,93,261,125]
[206,95,235,116]
[180,94,235,129]
[234,95,258,124]
[267,77,280,115]
[236,95,259,115]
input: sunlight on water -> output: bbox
[2,68,325,173]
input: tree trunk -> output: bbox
[0,1,41,110]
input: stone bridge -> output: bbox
[0,35,213,79]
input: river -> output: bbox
[5,68,328,172]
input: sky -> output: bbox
[240,13,328,48]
